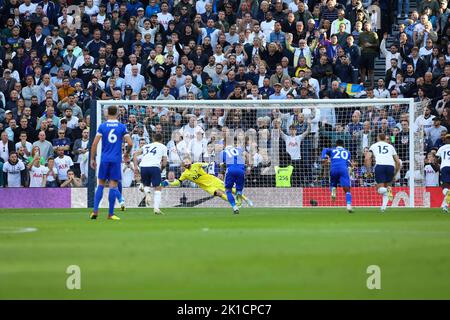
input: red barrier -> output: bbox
[302,187,441,208]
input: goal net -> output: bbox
[94,98,426,208]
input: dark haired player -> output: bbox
[90,105,133,220]
[321,139,353,213]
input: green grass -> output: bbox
[1,207,450,299]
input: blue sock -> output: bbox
[93,185,104,214]
[346,192,352,205]
[226,190,236,207]
[108,187,120,216]
[117,181,124,203]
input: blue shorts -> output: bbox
[442,167,450,183]
[98,161,121,181]
[330,167,350,188]
[225,167,245,191]
[141,166,161,187]
[374,165,395,184]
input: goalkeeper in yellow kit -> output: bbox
[161,159,254,209]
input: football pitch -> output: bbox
[1,207,450,300]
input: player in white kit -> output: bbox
[366,133,401,212]
[436,134,450,212]
[133,133,168,215]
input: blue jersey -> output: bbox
[321,146,351,170]
[221,146,245,170]
[97,120,128,163]
[322,146,351,188]
[221,146,245,191]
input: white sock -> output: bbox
[442,197,448,208]
[378,187,387,195]
[144,186,151,194]
[443,188,449,196]
[154,190,161,210]
[382,193,389,209]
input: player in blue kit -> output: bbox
[321,139,353,213]
[90,105,133,220]
[220,142,250,214]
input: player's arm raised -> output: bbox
[90,134,102,170]
[300,119,312,139]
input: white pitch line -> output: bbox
[0,227,38,234]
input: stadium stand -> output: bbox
[0,0,445,190]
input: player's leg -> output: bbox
[234,169,247,207]
[92,161,109,219]
[152,167,164,215]
[386,183,394,201]
[107,179,121,220]
[384,165,396,206]
[107,162,124,219]
[441,167,450,212]
[377,183,389,212]
[224,170,239,214]
[92,179,105,219]
[375,165,389,212]
[340,170,353,213]
[442,183,450,213]
[343,186,353,212]
[117,180,125,211]
[215,189,228,201]
[329,170,338,202]
[140,167,153,207]
[231,187,254,207]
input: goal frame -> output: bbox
[94,98,417,208]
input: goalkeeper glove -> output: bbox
[161,180,170,187]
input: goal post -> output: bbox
[91,98,425,209]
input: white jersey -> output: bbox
[369,141,397,166]
[29,165,48,187]
[424,164,439,186]
[54,155,74,180]
[3,160,25,187]
[436,144,450,169]
[281,133,304,160]
[139,142,168,168]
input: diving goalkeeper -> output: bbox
[162,158,254,211]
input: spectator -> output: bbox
[28,153,47,187]
[278,122,311,187]
[52,129,71,156]
[60,169,82,187]
[374,79,390,98]
[358,22,379,87]
[424,152,439,187]
[27,146,46,169]
[426,117,447,146]
[54,146,74,185]
[0,131,15,163]
[15,132,32,156]
[32,131,53,160]
[59,108,79,129]
[44,157,59,187]
[2,152,27,188]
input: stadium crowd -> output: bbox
[0,0,447,188]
